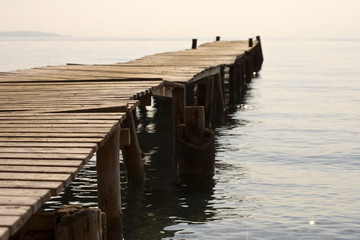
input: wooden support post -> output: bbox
[184,106,205,143]
[216,36,220,41]
[196,83,207,107]
[244,52,253,83]
[120,128,131,147]
[192,39,197,49]
[139,93,152,106]
[229,65,237,106]
[172,86,185,150]
[185,83,195,106]
[235,61,244,104]
[204,77,214,126]
[176,106,215,177]
[97,123,122,240]
[55,206,106,240]
[255,35,264,72]
[121,108,145,186]
[213,73,225,113]
[248,38,253,47]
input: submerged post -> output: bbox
[176,106,215,178]
[121,107,146,186]
[97,123,122,240]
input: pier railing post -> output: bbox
[121,107,146,186]
[96,123,122,240]
[192,39,197,49]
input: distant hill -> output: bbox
[0,31,69,38]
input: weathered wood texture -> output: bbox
[0,39,262,240]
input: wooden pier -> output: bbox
[0,37,263,240]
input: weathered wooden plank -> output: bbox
[0,227,9,240]
[0,206,32,220]
[0,142,97,148]
[0,216,22,236]
[0,173,71,187]
[0,181,63,196]
[0,188,50,198]
[0,147,93,154]
[0,152,92,160]
[0,166,80,177]
[0,196,43,209]
[0,159,84,167]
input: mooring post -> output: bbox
[216,36,221,41]
[248,38,253,47]
[121,107,145,186]
[96,123,122,240]
[192,39,197,49]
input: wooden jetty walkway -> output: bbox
[0,37,263,240]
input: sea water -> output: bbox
[1,37,359,239]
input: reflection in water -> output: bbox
[123,97,217,239]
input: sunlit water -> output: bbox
[1,38,359,239]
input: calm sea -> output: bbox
[1,38,359,239]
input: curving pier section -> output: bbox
[0,37,263,240]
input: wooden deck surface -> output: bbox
[0,40,257,239]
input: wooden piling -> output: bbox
[121,108,145,186]
[55,206,106,240]
[96,123,123,240]
[172,86,185,149]
[216,36,221,41]
[213,73,225,113]
[248,38,253,47]
[192,39,197,49]
[176,106,215,177]
[204,77,214,126]
[235,61,244,104]
[229,65,237,106]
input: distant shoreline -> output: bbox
[0,31,70,38]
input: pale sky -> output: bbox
[1,0,359,39]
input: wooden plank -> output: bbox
[0,166,80,178]
[0,173,72,187]
[0,216,22,236]
[0,159,84,167]
[0,188,50,198]
[0,137,103,143]
[0,152,92,160]
[0,181,63,196]
[0,196,43,209]
[0,206,32,220]
[0,142,97,148]
[0,227,9,240]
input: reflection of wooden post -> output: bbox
[121,108,145,186]
[55,206,106,240]
[97,123,122,240]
